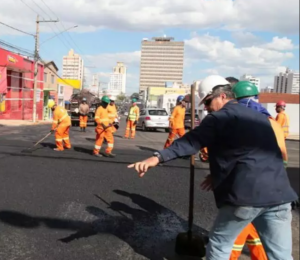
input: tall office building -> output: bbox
[62,49,84,89]
[240,74,261,90]
[274,68,299,94]
[139,37,184,92]
[107,62,127,98]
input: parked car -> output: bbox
[184,113,200,129]
[137,108,169,132]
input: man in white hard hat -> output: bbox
[127,75,297,260]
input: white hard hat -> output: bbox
[198,75,230,104]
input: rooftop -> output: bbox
[259,93,300,104]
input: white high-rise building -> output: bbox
[139,36,184,92]
[62,49,84,89]
[107,62,126,98]
[240,74,260,90]
[274,68,299,94]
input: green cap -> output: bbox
[132,98,137,103]
[101,96,110,104]
[232,81,259,99]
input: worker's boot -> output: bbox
[94,153,103,158]
[103,152,116,158]
[53,148,63,152]
[80,127,83,132]
[83,128,86,132]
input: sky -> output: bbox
[0,0,299,95]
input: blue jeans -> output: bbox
[206,203,293,260]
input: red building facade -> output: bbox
[0,48,44,120]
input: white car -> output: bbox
[137,108,169,132]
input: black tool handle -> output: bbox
[188,83,196,238]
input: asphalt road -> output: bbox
[0,120,299,260]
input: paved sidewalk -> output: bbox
[0,120,52,126]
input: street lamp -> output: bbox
[40,25,78,45]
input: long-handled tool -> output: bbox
[175,83,206,258]
[21,131,53,153]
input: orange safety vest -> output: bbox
[95,106,110,129]
[128,105,139,121]
[52,106,71,130]
[170,105,185,129]
[107,104,118,123]
[276,111,290,139]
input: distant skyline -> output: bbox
[0,0,299,94]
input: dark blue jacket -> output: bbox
[159,100,297,208]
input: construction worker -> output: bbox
[164,95,186,149]
[107,98,119,134]
[48,99,71,151]
[128,75,297,260]
[124,98,139,139]
[79,97,90,132]
[93,96,115,158]
[276,100,290,139]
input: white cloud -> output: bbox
[184,34,295,87]
[0,0,299,35]
[231,32,263,47]
[261,37,298,51]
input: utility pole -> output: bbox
[33,15,58,123]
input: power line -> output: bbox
[20,0,40,15]
[0,39,34,57]
[0,21,35,37]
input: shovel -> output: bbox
[21,131,53,153]
[175,83,206,258]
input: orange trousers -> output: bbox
[79,115,88,128]
[230,224,267,260]
[124,120,136,139]
[55,125,71,151]
[93,127,114,155]
[164,128,185,148]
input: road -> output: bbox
[0,120,299,260]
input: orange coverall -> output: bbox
[202,116,288,260]
[51,106,71,151]
[276,111,290,139]
[93,106,114,155]
[125,105,139,139]
[164,105,186,149]
[107,104,118,133]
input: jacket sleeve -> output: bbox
[276,113,285,127]
[159,114,217,162]
[169,107,177,125]
[136,107,140,121]
[94,108,101,124]
[52,110,59,130]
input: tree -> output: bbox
[116,92,126,102]
[130,93,139,100]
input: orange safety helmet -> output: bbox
[276,100,286,107]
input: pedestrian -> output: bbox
[164,95,186,149]
[275,100,290,139]
[48,99,71,151]
[107,98,119,134]
[128,75,297,260]
[79,97,90,132]
[93,96,115,158]
[124,99,139,139]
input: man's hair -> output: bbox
[212,85,235,99]
[226,77,239,86]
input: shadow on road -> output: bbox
[73,146,93,155]
[136,146,157,152]
[0,191,209,260]
[287,167,300,195]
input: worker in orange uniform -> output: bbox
[164,95,186,149]
[124,98,139,139]
[93,96,115,158]
[48,99,71,151]
[107,98,119,134]
[79,98,90,132]
[276,100,290,139]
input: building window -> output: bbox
[44,73,47,82]
[51,75,55,84]
[59,85,64,95]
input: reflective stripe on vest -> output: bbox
[282,113,289,135]
[128,107,137,120]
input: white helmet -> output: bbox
[198,75,230,104]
